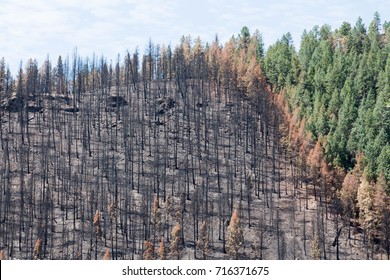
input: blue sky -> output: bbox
[1,0,389,73]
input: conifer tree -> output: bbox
[33,239,43,260]
[159,238,167,260]
[197,220,209,260]
[170,224,181,260]
[143,241,154,260]
[226,209,244,259]
[310,233,321,260]
[0,250,6,260]
[357,179,376,243]
[93,210,102,237]
[103,248,111,260]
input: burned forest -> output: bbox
[0,21,389,260]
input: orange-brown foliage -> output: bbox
[109,202,116,220]
[93,210,102,237]
[373,175,390,221]
[170,223,182,259]
[159,238,167,260]
[339,172,360,215]
[227,209,244,259]
[308,140,324,170]
[103,248,111,260]
[0,250,7,260]
[143,240,154,260]
[93,210,100,226]
[33,238,42,260]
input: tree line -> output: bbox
[263,12,390,256]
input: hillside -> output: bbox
[0,16,389,260]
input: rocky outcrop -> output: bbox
[156,96,175,115]
[5,94,24,112]
[107,96,128,107]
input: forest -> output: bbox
[0,13,389,260]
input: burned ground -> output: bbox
[0,79,378,260]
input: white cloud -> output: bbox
[0,0,389,73]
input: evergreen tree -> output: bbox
[238,26,251,52]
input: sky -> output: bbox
[0,0,389,73]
